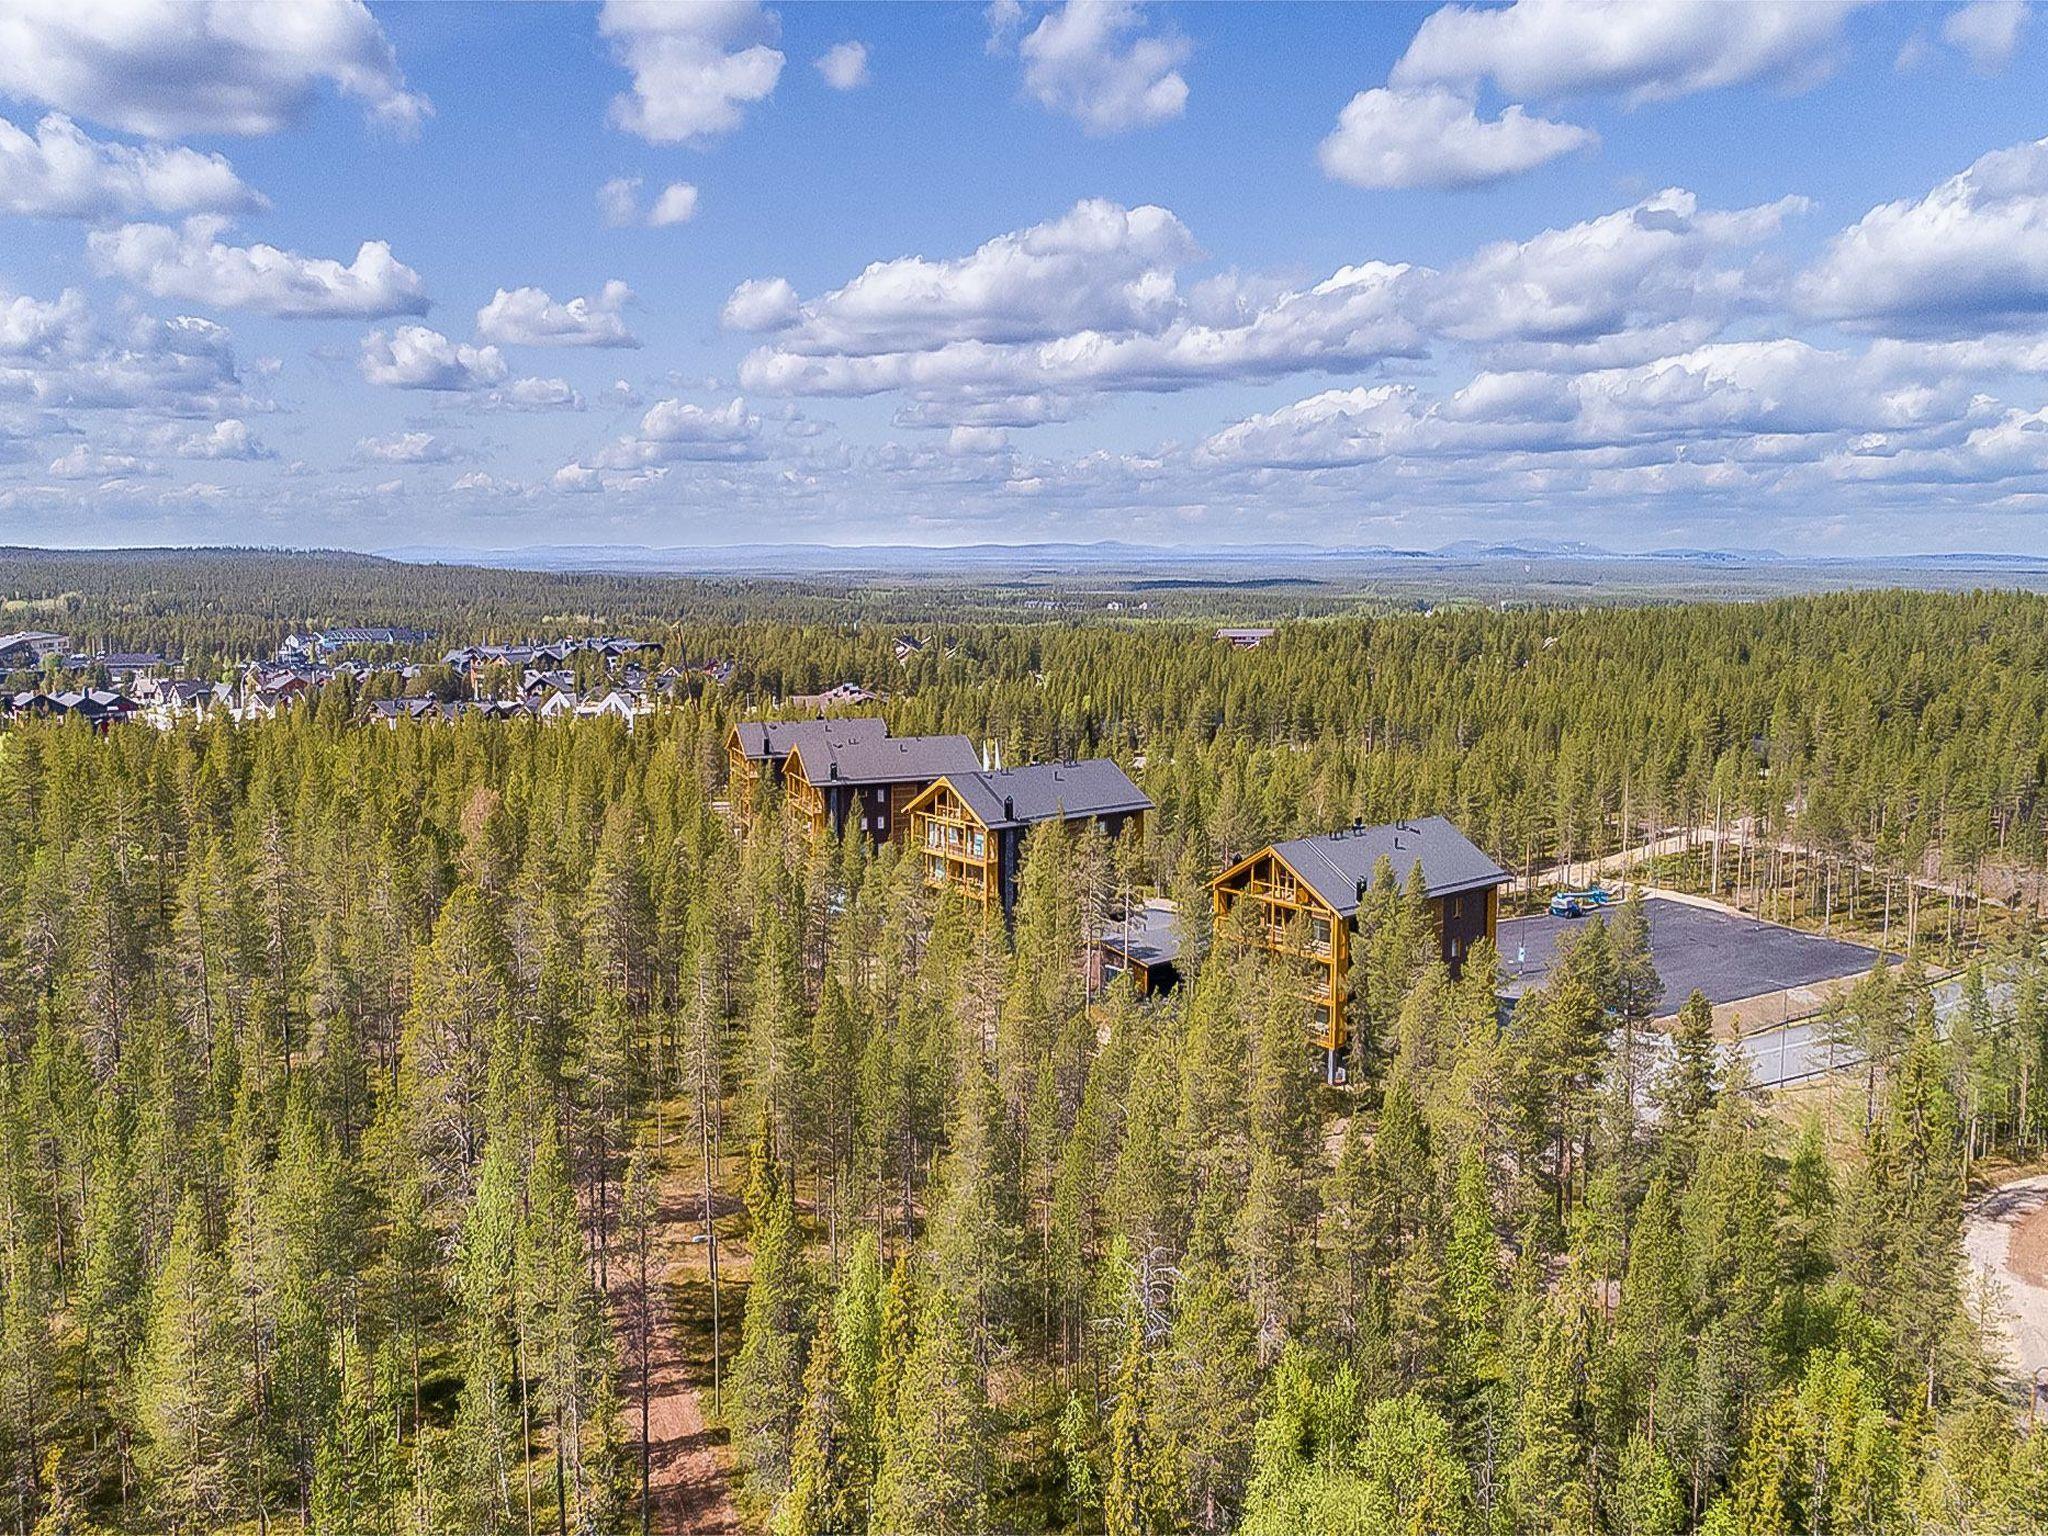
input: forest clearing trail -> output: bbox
[612,1155,743,1536]
[1963,1173,2048,1408]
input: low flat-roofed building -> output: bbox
[0,631,72,669]
[1093,898,1182,996]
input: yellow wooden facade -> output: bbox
[726,728,766,822]
[782,753,831,837]
[908,779,1002,909]
[1211,847,1351,1052]
[781,750,933,844]
[1210,852,1500,1057]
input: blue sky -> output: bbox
[3,1,2048,554]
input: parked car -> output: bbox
[1548,886,1613,917]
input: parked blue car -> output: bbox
[1548,886,1614,917]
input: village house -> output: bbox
[787,681,880,713]
[15,688,143,729]
[62,650,175,679]
[138,679,221,727]
[1210,815,1509,1068]
[573,688,652,726]
[907,760,1152,916]
[313,625,432,654]
[1215,626,1277,649]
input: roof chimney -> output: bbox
[1004,795,1015,821]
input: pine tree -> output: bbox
[450,1131,521,1533]
[872,1291,988,1536]
[778,1305,863,1536]
[310,1328,400,1536]
[731,1142,809,1495]
[1149,1268,1259,1534]
[136,1195,238,1531]
[1103,1305,1157,1536]
[1610,1432,1686,1536]
[1440,1147,1503,1423]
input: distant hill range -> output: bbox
[375,538,2048,577]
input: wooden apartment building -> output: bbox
[1211,815,1509,1063]
[783,731,983,843]
[728,716,888,820]
[908,760,1152,915]
[726,716,991,845]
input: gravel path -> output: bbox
[1963,1173,2048,1407]
[612,1177,742,1536]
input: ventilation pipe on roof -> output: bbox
[1004,795,1015,821]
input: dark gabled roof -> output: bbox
[789,733,981,787]
[731,715,886,763]
[1265,815,1508,918]
[942,760,1151,830]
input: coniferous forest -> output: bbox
[5,558,2048,1533]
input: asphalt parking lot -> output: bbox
[1497,895,1882,1014]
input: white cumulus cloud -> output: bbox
[731,199,1423,408]
[0,113,264,220]
[0,286,258,418]
[600,0,784,145]
[722,276,801,331]
[1318,86,1594,190]
[359,326,508,391]
[598,175,699,227]
[476,281,640,348]
[1425,187,1807,357]
[647,182,699,226]
[485,377,585,411]
[1944,0,2029,71]
[0,0,428,138]
[750,198,1198,354]
[357,430,455,463]
[88,217,428,318]
[174,418,271,460]
[47,443,152,480]
[1015,1,1189,133]
[1391,0,1867,105]
[816,41,870,89]
[1797,136,2048,335]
